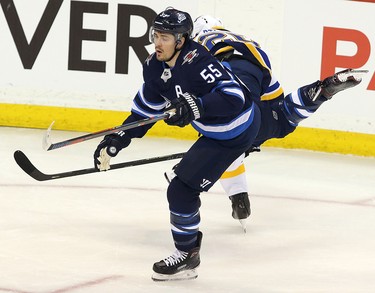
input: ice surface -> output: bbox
[1,127,374,292]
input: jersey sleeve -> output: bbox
[122,81,170,139]
[121,54,169,139]
[190,50,246,117]
[131,83,168,118]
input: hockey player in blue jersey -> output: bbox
[190,15,366,229]
[93,8,262,281]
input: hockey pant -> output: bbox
[166,104,261,252]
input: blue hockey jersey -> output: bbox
[124,39,256,141]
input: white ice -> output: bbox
[1,127,374,293]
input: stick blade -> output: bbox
[14,150,36,174]
[14,150,48,181]
[42,121,55,151]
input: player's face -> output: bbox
[152,31,177,61]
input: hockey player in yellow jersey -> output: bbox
[190,15,366,231]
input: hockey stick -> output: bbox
[14,150,185,182]
[43,110,175,151]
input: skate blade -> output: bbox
[152,269,198,282]
[239,219,247,233]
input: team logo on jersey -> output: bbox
[272,110,279,120]
[182,49,199,65]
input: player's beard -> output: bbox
[155,47,173,62]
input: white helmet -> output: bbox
[191,15,224,39]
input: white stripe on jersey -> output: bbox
[131,101,162,118]
[290,90,313,118]
[192,105,254,139]
[222,87,245,101]
[138,84,167,111]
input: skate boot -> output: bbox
[152,231,203,281]
[229,192,251,232]
[311,69,367,102]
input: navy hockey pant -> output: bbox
[167,103,261,252]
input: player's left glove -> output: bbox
[165,92,204,127]
[93,131,131,171]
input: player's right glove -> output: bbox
[93,131,131,171]
[165,92,204,127]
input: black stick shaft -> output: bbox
[14,150,184,181]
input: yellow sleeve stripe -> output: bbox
[214,46,234,56]
[244,42,271,72]
[220,163,246,179]
[261,87,284,101]
[214,43,271,72]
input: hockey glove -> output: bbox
[165,92,204,127]
[93,131,131,171]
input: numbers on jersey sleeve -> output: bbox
[200,64,223,83]
[197,32,246,50]
[197,31,259,51]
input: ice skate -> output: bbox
[312,68,368,102]
[229,192,251,232]
[152,231,202,281]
